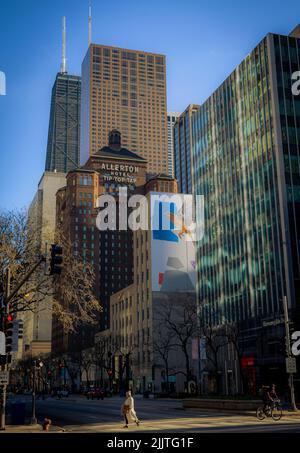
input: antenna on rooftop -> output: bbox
[60,16,67,74]
[88,2,92,46]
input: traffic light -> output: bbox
[4,315,20,353]
[0,304,4,331]
[18,320,23,339]
[50,244,63,275]
[0,354,11,365]
[5,314,14,353]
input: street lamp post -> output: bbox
[31,359,43,424]
[31,360,37,424]
[282,296,297,411]
[0,268,11,431]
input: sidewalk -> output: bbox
[183,397,300,413]
[275,409,300,418]
[0,423,66,433]
[187,406,300,418]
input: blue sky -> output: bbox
[0,0,300,210]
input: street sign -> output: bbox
[286,357,297,374]
[0,331,5,355]
[0,371,9,385]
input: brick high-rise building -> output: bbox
[108,182,197,394]
[52,131,148,354]
[80,44,168,174]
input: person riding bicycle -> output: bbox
[257,384,282,421]
[263,384,279,412]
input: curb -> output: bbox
[1,424,67,433]
[185,407,300,418]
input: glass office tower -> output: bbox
[192,29,300,392]
[167,112,180,177]
[45,73,81,172]
[174,104,199,193]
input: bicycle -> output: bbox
[256,399,283,421]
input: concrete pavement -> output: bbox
[0,424,66,433]
[32,396,300,432]
[2,395,299,433]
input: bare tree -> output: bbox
[0,209,102,333]
[200,323,228,394]
[156,298,198,392]
[52,230,102,332]
[110,334,138,391]
[224,323,248,394]
[93,335,113,388]
[152,321,176,394]
[61,355,79,391]
[78,350,94,389]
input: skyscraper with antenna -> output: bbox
[80,4,168,173]
[45,16,81,173]
[88,2,92,46]
[60,16,67,74]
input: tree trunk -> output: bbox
[165,360,170,394]
[183,346,191,393]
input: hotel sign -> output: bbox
[100,163,139,184]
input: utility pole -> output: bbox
[0,268,10,430]
[197,335,202,395]
[31,359,43,424]
[88,2,92,46]
[60,17,67,74]
[283,295,298,411]
[31,359,37,424]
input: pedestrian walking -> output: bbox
[42,417,52,431]
[121,390,140,428]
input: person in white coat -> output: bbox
[121,390,140,428]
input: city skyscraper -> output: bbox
[174,104,199,193]
[167,112,180,177]
[192,27,300,392]
[52,131,148,354]
[45,18,81,173]
[25,171,67,357]
[23,19,78,357]
[108,185,197,394]
[80,44,168,174]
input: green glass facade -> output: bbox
[274,33,300,311]
[192,32,300,389]
[174,104,199,194]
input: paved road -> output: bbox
[22,395,300,433]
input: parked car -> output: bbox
[51,388,69,398]
[104,388,113,397]
[23,389,32,395]
[60,389,69,397]
[86,387,104,400]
